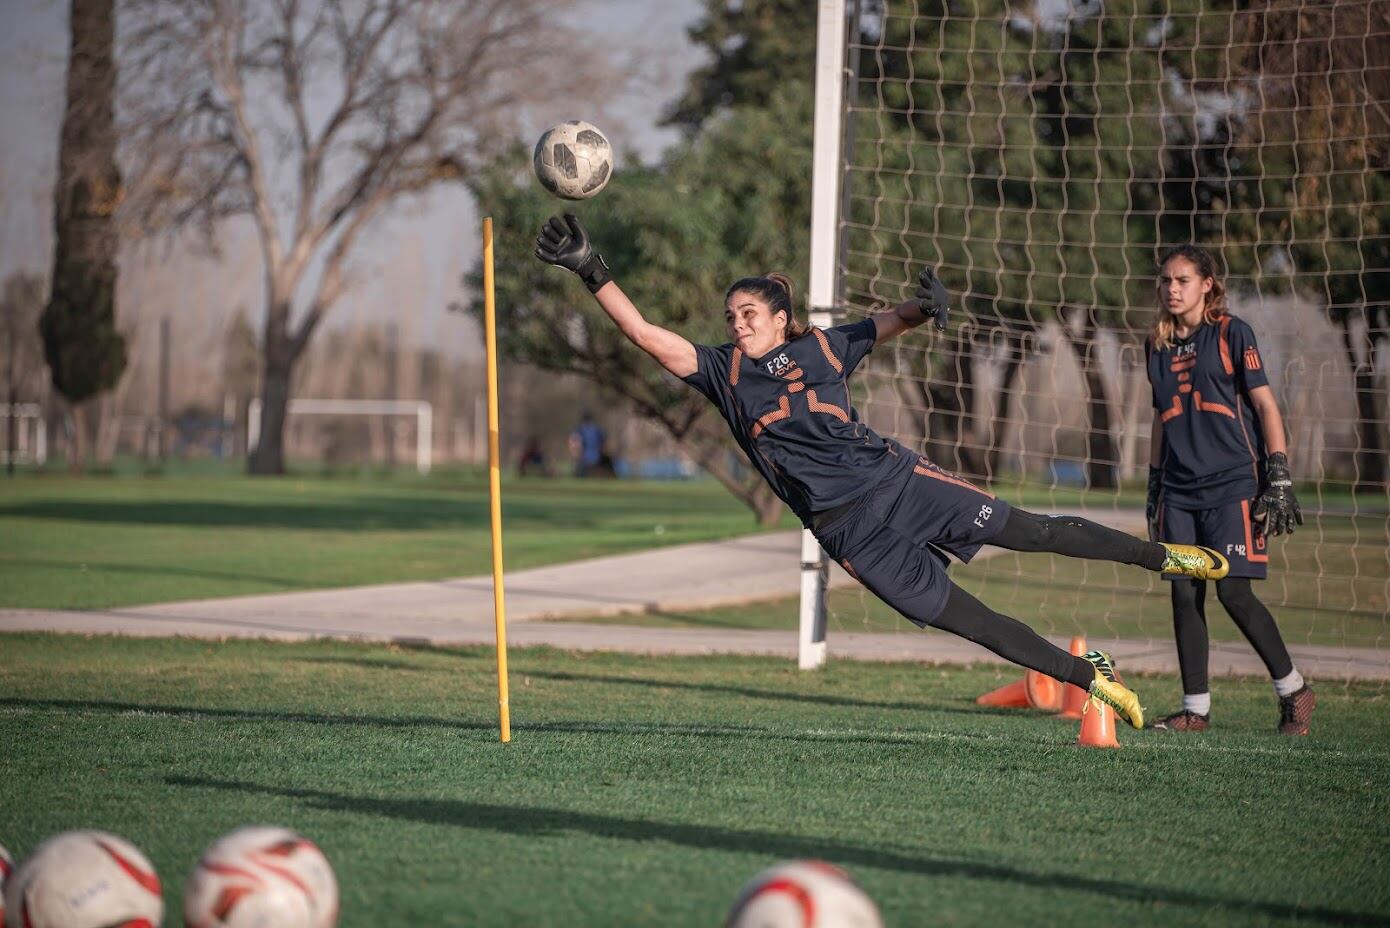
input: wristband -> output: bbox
[577,253,612,294]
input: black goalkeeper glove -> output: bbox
[1146,466,1163,541]
[914,267,950,332]
[534,214,612,294]
[1252,451,1303,538]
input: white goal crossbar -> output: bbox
[247,399,433,474]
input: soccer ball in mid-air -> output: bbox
[3,830,163,928]
[725,860,883,928]
[183,826,338,928]
[0,843,12,926]
[533,120,613,200]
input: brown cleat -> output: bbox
[1151,710,1210,732]
[1278,684,1316,736]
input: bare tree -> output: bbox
[120,0,615,473]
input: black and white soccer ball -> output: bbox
[726,860,883,928]
[183,826,338,928]
[533,120,614,200]
[3,830,164,928]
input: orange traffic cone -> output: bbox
[1077,699,1120,748]
[1057,636,1089,719]
[976,679,1030,708]
[1024,670,1063,712]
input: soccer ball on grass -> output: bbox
[183,826,338,928]
[3,830,163,928]
[725,859,883,928]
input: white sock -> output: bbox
[1273,669,1304,697]
[1183,693,1211,716]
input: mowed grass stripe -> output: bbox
[1,634,1386,926]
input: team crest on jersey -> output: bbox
[1244,346,1262,370]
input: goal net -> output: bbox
[807,0,1389,678]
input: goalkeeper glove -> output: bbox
[1146,466,1163,541]
[1252,451,1303,538]
[915,267,949,332]
[534,214,612,294]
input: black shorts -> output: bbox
[814,456,1009,626]
[1157,497,1268,580]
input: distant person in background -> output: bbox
[518,437,548,477]
[571,411,606,477]
[1145,244,1312,735]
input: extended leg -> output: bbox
[990,507,1166,568]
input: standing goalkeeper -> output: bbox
[1145,245,1313,735]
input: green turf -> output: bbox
[0,473,796,609]
[560,514,1390,649]
[0,634,1386,926]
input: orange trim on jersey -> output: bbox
[806,389,849,423]
[1160,394,1184,422]
[1177,371,1191,382]
[729,348,743,386]
[1244,346,1262,371]
[811,328,844,374]
[913,459,994,497]
[750,395,790,437]
[1179,383,1193,394]
[1194,390,1235,418]
[1241,499,1270,563]
[1169,358,1196,372]
[1218,317,1234,375]
[787,382,805,394]
[840,558,860,582]
[783,366,804,380]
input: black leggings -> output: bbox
[990,507,1166,570]
[1171,578,1294,694]
[926,508,1166,689]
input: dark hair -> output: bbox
[724,273,808,339]
[1153,244,1228,349]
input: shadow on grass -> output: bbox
[165,775,1386,926]
[0,697,1014,749]
[0,496,612,533]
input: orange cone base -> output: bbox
[1077,701,1120,748]
[976,679,1030,708]
[1024,670,1063,712]
[1057,635,1089,719]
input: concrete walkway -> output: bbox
[3,511,1386,681]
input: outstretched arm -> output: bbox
[871,267,950,343]
[535,214,697,379]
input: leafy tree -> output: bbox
[40,0,127,474]
[664,0,819,135]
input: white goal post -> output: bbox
[247,398,433,475]
[1,403,48,466]
[798,0,851,670]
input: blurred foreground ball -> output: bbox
[183,826,338,928]
[3,830,162,928]
[726,860,883,928]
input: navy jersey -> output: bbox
[682,319,910,522]
[1146,314,1270,508]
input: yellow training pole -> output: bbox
[482,216,511,743]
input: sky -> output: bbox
[0,0,708,361]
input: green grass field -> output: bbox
[577,516,1389,649]
[0,473,796,609]
[1,634,1387,926]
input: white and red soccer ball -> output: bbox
[2,830,163,928]
[726,860,883,928]
[183,826,338,928]
[0,843,12,926]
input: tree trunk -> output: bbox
[1062,310,1118,490]
[986,333,1026,480]
[919,332,982,476]
[250,339,294,474]
[67,402,90,474]
[677,433,786,527]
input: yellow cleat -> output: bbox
[1159,543,1230,581]
[1082,649,1144,729]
